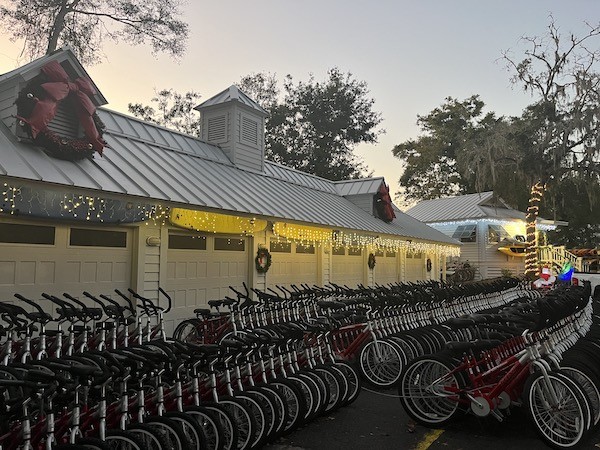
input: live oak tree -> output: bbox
[0,0,189,65]
[392,95,495,201]
[501,17,600,274]
[393,17,600,265]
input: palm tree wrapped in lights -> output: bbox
[525,181,545,278]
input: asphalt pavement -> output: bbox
[264,387,600,450]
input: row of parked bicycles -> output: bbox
[0,286,365,450]
[398,282,599,449]
[0,277,594,449]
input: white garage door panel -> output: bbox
[267,246,318,290]
[0,221,133,304]
[164,234,248,334]
[374,254,398,285]
[331,252,364,288]
[405,255,425,282]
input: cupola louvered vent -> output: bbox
[241,115,258,146]
[207,114,227,143]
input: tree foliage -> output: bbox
[392,95,494,201]
[128,89,201,136]
[0,0,188,65]
[239,68,384,180]
[393,17,600,247]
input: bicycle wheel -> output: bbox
[399,356,466,427]
[312,365,345,413]
[144,416,186,450]
[333,360,362,406]
[163,411,206,450]
[184,405,225,450]
[523,371,589,449]
[561,362,600,426]
[269,379,307,434]
[359,339,403,387]
[198,402,237,450]
[103,430,146,450]
[218,397,256,450]
[234,391,269,448]
[122,425,167,450]
[173,319,203,342]
[249,384,288,440]
[244,385,284,442]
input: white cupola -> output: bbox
[194,85,268,173]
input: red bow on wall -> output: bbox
[18,61,105,155]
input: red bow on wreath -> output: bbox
[18,61,105,155]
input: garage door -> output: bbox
[164,232,248,333]
[331,247,364,288]
[405,252,425,282]
[0,219,133,304]
[267,240,318,292]
[373,249,398,285]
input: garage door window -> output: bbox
[386,251,396,257]
[296,244,315,254]
[332,247,345,256]
[214,238,245,251]
[70,228,127,247]
[375,249,384,257]
[0,223,55,245]
[169,234,206,250]
[270,241,291,253]
[348,248,362,256]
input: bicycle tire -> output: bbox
[144,415,186,450]
[268,378,307,434]
[399,355,467,427]
[218,397,256,450]
[183,405,225,450]
[163,411,207,450]
[248,384,288,440]
[233,391,269,448]
[359,339,403,387]
[112,426,163,450]
[523,370,589,449]
[332,360,362,406]
[198,402,237,450]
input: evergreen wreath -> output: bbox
[426,258,432,272]
[368,253,376,270]
[255,247,272,274]
[15,62,106,161]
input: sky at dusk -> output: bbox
[1,0,599,202]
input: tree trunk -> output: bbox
[525,181,545,277]
[46,0,70,55]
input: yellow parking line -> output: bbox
[414,429,444,450]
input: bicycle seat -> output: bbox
[445,339,503,353]
[207,300,223,308]
[194,308,212,316]
[446,317,476,328]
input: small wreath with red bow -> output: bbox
[15,61,106,161]
[255,247,272,274]
[368,253,376,270]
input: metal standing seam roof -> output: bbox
[334,178,384,196]
[405,191,498,223]
[0,48,458,248]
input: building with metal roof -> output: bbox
[405,192,573,280]
[0,48,460,332]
